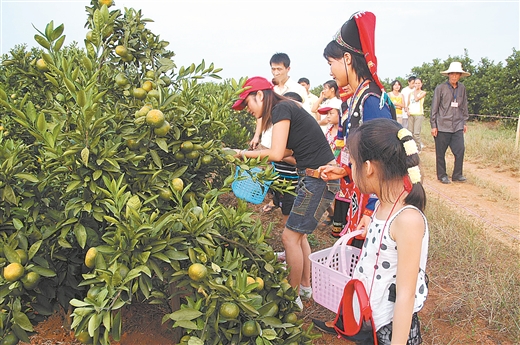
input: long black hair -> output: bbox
[347,119,426,210]
[323,41,372,83]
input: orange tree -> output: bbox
[0,1,311,345]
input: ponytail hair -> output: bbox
[347,118,426,210]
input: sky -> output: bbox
[1,0,519,88]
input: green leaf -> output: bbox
[53,35,66,51]
[156,138,168,152]
[2,184,18,204]
[70,298,92,307]
[0,88,7,101]
[66,180,82,193]
[51,24,64,41]
[36,112,47,132]
[14,173,39,183]
[28,240,42,260]
[3,245,20,264]
[112,311,122,341]
[34,34,50,49]
[164,250,189,260]
[74,223,87,249]
[81,147,90,166]
[13,311,34,332]
[150,150,162,168]
[173,320,198,330]
[11,324,31,343]
[12,218,24,230]
[169,308,202,321]
[30,266,56,277]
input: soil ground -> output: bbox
[20,147,519,345]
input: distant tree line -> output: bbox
[381,48,520,126]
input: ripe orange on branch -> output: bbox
[145,109,165,128]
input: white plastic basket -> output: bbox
[309,230,363,312]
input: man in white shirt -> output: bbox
[298,77,320,118]
[250,53,309,148]
[400,76,416,129]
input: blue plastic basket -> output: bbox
[231,167,273,204]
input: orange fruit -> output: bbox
[173,152,185,160]
[21,271,41,290]
[191,206,203,217]
[187,263,207,281]
[142,80,153,92]
[246,276,255,286]
[3,263,24,282]
[183,191,196,202]
[171,178,184,192]
[121,53,134,62]
[98,0,113,7]
[36,58,49,72]
[1,333,19,345]
[153,121,170,137]
[115,45,128,57]
[219,302,240,319]
[75,330,93,344]
[283,312,298,324]
[255,277,264,291]
[86,31,93,42]
[145,109,165,128]
[145,70,155,79]
[241,320,260,337]
[115,73,128,87]
[185,151,200,160]
[84,247,98,269]
[126,139,140,150]
[147,89,160,99]
[159,188,173,201]
[132,88,147,100]
[160,75,171,86]
[201,155,213,165]
[180,141,194,153]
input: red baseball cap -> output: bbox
[231,76,274,111]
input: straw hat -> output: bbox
[441,62,470,77]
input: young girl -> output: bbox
[312,80,342,133]
[389,80,405,124]
[318,118,429,344]
[231,76,340,309]
[318,103,342,226]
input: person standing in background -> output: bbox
[430,62,470,184]
[389,80,405,124]
[401,76,416,128]
[311,80,342,133]
[298,77,319,117]
[407,78,426,152]
[250,53,309,149]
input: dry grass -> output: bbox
[425,196,520,341]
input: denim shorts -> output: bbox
[285,176,340,234]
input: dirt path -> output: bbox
[420,147,519,248]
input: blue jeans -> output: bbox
[285,176,340,234]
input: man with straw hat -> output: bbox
[430,61,470,184]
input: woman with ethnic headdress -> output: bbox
[319,11,395,241]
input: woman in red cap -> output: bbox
[231,76,340,310]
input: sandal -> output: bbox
[312,319,337,335]
[262,203,276,213]
[321,216,333,226]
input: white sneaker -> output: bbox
[299,285,312,299]
[295,296,303,310]
[276,251,286,262]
